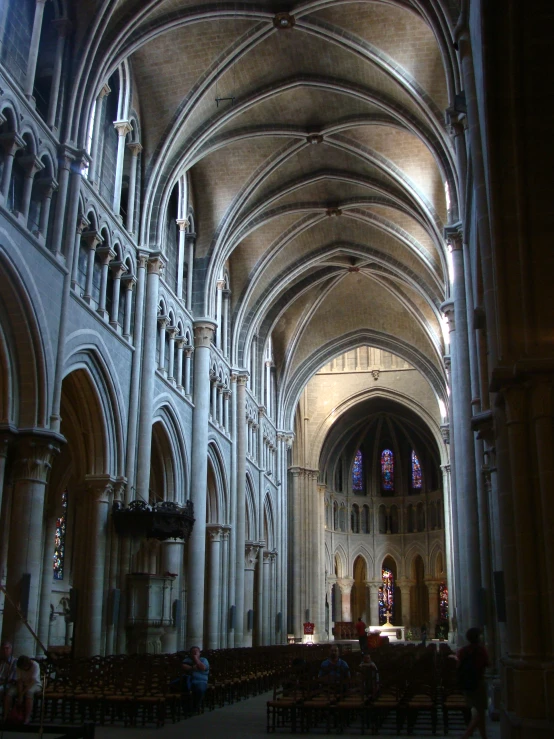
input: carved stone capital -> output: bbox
[244,542,260,569]
[110,260,128,279]
[81,229,103,250]
[126,142,142,157]
[12,436,60,484]
[175,218,189,232]
[147,252,165,276]
[441,300,455,331]
[84,474,115,503]
[114,120,133,138]
[193,319,216,348]
[337,577,354,595]
[96,245,116,264]
[440,424,450,444]
[444,222,464,251]
[207,524,222,542]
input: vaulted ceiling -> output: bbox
[78,0,461,420]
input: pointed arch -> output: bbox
[263,492,275,550]
[206,440,229,524]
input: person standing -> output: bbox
[355,617,368,653]
[456,627,489,739]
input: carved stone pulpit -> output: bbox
[126,572,176,653]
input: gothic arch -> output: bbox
[263,493,275,550]
[245,473,257,541]
[206,441,229,524]
[0,245,48,428]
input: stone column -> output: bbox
[185,232,195,312]
[184,347,193,396]
[175,338,185,390]
[185,320,216,648]
[338,578,354,623]
[47,18,72,129]
[215,280,225,349]
[206,525,222,649]
[135,254,165,502]
[77,475,113,657]
[234,373,248,646]
[222,289,230,357]
[88,85,110,186]
[265,361,272,417]
[24,0,48,99]
[262,550,271,644]
[290,467,302,637]
[0,132,25,201]
[3,435,59,654]
[157,315,168,374]
[160,541,184,653]
[112,121,132,214]
[96,246,116,320]
[243,543,259,647]
[175,219,188,300]
[125,143,142,234]
[69,218,89,290]
[217,384,224,428]
[82,230,103,304]
[109,261,127,329]
[36,175,58,240]
[396,578,412,628]
[167,326,177,383]
[223,390,231,433]
[49,147,73,257]
[124,254,147,500]
[18,155,44,222]
[121,274,136,341]
[368,582,380,627]
[220,526,231,647]
[0,436,10,522]
[37,502,58,654]
[427,581,440,632]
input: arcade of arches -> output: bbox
[0,1,552,737]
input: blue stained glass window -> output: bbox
[381,449,394,490]
[439,582,448,621]
[53,490,68,580]
[352,450,363,491]
[379,568,395,624]
[411,450,422,489]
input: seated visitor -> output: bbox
[4,655,42,724]
[359,652,380,697]
[181,646,209,712]
[318,645,350,681]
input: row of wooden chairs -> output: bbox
[267,644,471,735]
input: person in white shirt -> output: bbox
[4,655,42,724]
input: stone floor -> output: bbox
[91,690,501,739]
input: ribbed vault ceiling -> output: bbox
[77,0,460,414]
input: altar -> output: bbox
[368,611,405,642]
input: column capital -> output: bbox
[98,83,111,100]
[193,319,216,348]
[110,260,127,279]
[216,279,226,290]
[207,524,223,542]
[445,107,468,136]
[147,252,165,275]
[440,300,455,331]
[244,542,260,569]
[84,474,115,502]
[0,131,25,155]
[126,142,142,157]
[12,434,60,483]
[425,580,441,594]
[176,218,189,231]
[440,424,450,444]
[96,245,116,264]
[167,325,178,339]
[444,222,464,250]
[81,229,103,250]
[34,175,59,197]
[121,273,137,290]
[337,577,354,594]
[114,120,133,137]
[137,251,149,270]
[157,314,169,329]
[19,154,45,176]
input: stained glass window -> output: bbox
[411,450,422,489]
[352,450,363,491]
[439,582,448,622]
[53,490,68,580]
[379,567,395,624]
[381,449,394,490]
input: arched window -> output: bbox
[379,567,394,624]
[333,501,339,530]
[53,489,68,580]
[411,450,422,489]
[352,449,363,491]
[339,505,346,532]
[381,449,394,491]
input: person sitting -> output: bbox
[0,641,17,697]
[318,645,350,681]
[181,646,209,712]
[4,655,42,724]
[359,652,379,697]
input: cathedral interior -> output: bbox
[0,0,552,736]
